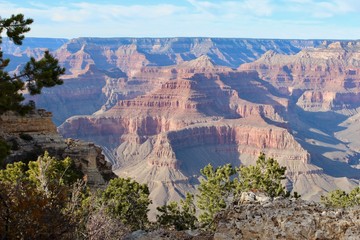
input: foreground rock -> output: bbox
[124,196,360,240]
[214,199,360,240]
[0,110,115,186]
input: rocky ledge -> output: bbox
[214,197,360,239]
[0,110,116,186]
[125,193,360,240]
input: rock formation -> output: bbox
[59,49,359,209]
[213,198,360,240]
[12,37,341,125]
[240,41,360,111]
[5,38,360,211]
[0,110,115,186]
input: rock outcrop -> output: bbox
[124,195,360,240]
[0,110,115,186]
[213,198,360,240]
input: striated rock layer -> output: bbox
[60,43,360,210]
[8,37,346,125]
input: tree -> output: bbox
[0,14,65,115]
[100,177,151,231]
[321,187,360,208]
[197,163,236,228]
[195,154,292,229]
[0,152,84,239]
[156,193,197,230]
[235,153,287,198]
[27,151,82,196]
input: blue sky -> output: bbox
[1,0,360,39]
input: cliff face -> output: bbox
[58,52,356,208]
[238,42,360,186]
[240,42,360,111]
[0,110,115,186]
[11,37,342,125]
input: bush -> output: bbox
[100,177,151,231]
[197,164,236,228]
[156,193,197,230]
[321,187,360,208]
[196,154,290,229]
[235,153,287,198]
[0,152,84,239]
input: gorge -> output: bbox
[6,37,360,209]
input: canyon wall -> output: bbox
[5,38,360,209]
[5,37,345,125]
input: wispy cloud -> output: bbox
[186,0,274,17]
[0,1,185,23]
[71,2,185,21]
[283,0,360,18]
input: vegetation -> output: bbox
[99,177,152,231]
[0,14,65,115]
[0,149,291,237]
[235,153,287,198]
[0,152,84,239]
[156,192,197,230]
[197,163,236,227]
[193,154,290,229]
[321,187,360,208]
[0,152,148,239]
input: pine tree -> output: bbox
[100,177,151,230]
[197,163,236,228]
[235,153,287,198]
[321,187,360,208]
[156,192,197,230]
[0,14,65,115]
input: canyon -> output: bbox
[5,37,360,209]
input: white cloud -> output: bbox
[0,1,186,23]
[186,0,274,17]
[283,0,360,18]
[72,2,185,20]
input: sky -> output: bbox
[1,0,360,39]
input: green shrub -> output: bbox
[156,193,197,230]
[100,177,151,230]
[321,187,360,208]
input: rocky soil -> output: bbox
[124,195,360,240]
[214,199,360,239]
